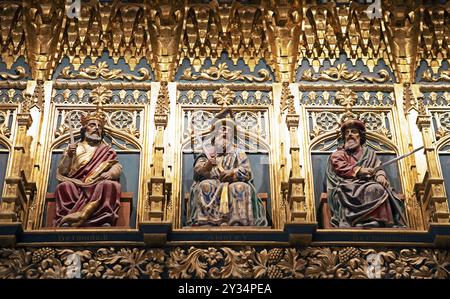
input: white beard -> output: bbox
[85,132,102,144]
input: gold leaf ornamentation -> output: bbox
[167,247,209,279]
[301,64,390,83]
[422,69,450,82]
[214,247,251,279]
[213,87,235,106]
[0,247,448,279]
[336,88,358,120]
[60,61,151,81]
[436,128,448,140]
[281,82,295,113]
[181,63,270,82]
[0,66,27,80]
[0,111,10,138]
[91,86,112,107]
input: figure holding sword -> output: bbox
[325,118,407,228]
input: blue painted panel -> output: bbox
[0,56,31,79]
[440,154,450,207]
[0,152,8,203]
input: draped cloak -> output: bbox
[326,146,407,228]
[54,143,121,227]
[187,147,268,226]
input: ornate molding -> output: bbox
[336,88,358,119]
[147,0,185,81]
[59,62,151,81]
[181,63,271,82]
[90,86,112,107]
[0,67,27,80]
[417,5,449,75]
[0,246,448,279]
[0,111,11,138]
[382,1,420,83]
[213,87,235,106]
[23,0,66,80]
[177,83,272,91]
[155,81,169,124]
[422,69,450,82]
[0,1,447,83]
[281,82,295,115]
[264,0,302,82]
[301,64,391,83]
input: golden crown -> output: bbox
[80,86,111,127]
[80,109,106,127]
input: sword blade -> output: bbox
[373,146,424,172]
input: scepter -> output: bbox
[67,116,75,144]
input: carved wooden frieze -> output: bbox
[0,246,449,279]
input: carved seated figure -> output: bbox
[53,108,122,227]
[325,118,407,228]
[187,109,268,226]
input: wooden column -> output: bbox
[416,99,449,225]
[282,82,307,222]
[146,81,169,221]
[0,107,34,223]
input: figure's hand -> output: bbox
[67,143,77,158]
[376,175,389,188]
[99,172,113,181]
[357,167,374,179]
[203,157,217,172]
[220,169,236,182]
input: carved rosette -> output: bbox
[213,87,235,106]
[0,246,448,279]
[336,88,358,121]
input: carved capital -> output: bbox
[286,115,299,128]
[16,113,32,129]
[154,115,168,127]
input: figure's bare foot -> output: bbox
[61,211,83,223]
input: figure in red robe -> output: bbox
[326,119,407,228]
[54,111,122,227]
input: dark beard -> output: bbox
[344,139,360,152]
